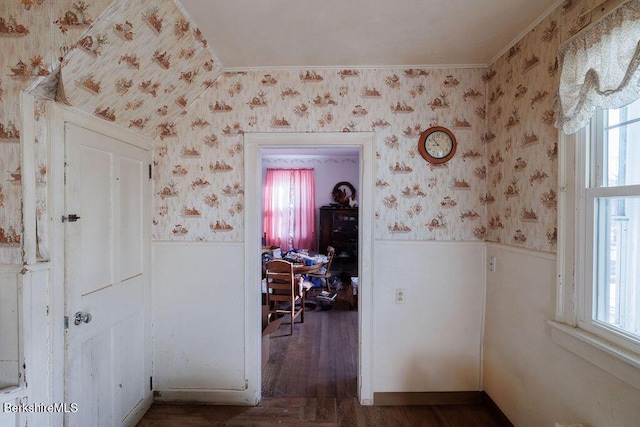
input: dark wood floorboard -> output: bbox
[262,304,358,398]
[137,398,512,427]
[137,305,512,426]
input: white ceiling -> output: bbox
[179,0,560,69]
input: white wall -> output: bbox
[373,241,485,392]
[0,267,23,427]
[0,266,53,427]
[0,270,19,390]
[15,231,640,426]
[152,242,255,404]
[483,243,640,426]
[151,239,487,404]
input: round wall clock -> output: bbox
[418,126,457,164]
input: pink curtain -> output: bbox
[263,169,316,251]
[263,169,290,250]
[291,169,316,250]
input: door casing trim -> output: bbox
[244,131,376,405]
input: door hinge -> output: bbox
[62,214,81,223]
[149,164,152,180]
[64,316,69,329]
[149,376,153,391]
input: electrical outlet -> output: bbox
[395,289,405,304]
[489,256,497,273]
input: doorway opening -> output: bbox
[244,132,374,405]
[261,146,359,399]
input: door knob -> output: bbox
[74,311,92,325]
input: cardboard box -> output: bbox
[262,306,283,369]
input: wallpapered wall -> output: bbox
[1,0,113,263]
[0,0,221,264]
[57,0,223,140]
[1,0,601,264]
[152,67,489,243]
[484,0,602,251]
[484,11,560,251]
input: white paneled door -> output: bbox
[64,123,151,427]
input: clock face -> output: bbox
[425,131,453,158]
[418,126,457,164]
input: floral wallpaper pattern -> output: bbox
[483,17,560,250]
[152,67,489,243]
[0,0,114,263]
[57,0,223,141]
[0,0,221,263]
[1,0,602,264]
[484,0,604,251]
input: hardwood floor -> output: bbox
[137,303,512,426]
[262,302,358,398]
[138,397,511,426]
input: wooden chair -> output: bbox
[307,246,335,291]
[265,259,305,335]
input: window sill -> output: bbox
[549,320,640,391]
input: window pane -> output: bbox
[604,98,640,187]
[594,196,640,338]
[606,97,640,126]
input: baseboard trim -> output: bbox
[373,391,482,406]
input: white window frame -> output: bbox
[580,113,640,352]
[550,109,640,391]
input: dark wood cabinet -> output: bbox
[318,207,358,268]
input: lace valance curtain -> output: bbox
[555,0,640,134]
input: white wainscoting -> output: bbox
[0,266,23,427]
[152,240,487,404]
[372,240,485,393]
[152,242,253,404]
[0,264,53,427]
[0,269,19,391]
[483,243,640,427]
